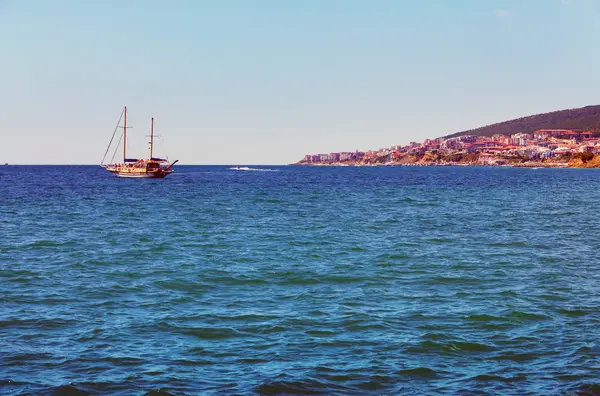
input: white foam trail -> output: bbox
[229,167,279,172]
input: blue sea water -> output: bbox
[1,165,599,396]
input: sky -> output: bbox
[1,0,600,164]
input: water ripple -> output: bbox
[1,165,600,395]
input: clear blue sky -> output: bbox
[1,0,599,164]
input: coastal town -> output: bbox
[297,129,600,168]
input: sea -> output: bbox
[1,165,599,396]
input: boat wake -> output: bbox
[230,167,279,172]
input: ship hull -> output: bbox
[113,172,169,178]
[104,167,173,178]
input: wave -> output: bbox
[396,367,439,378]
[256,379,335,395]
[39,383,178,396]
[0,318,76,330]
[491,352,539,362]
[173,325,245,340]
[574,383,600,395]
[468,374,521,382]
[405,340,496,354]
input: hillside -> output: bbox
[443,105,600,138]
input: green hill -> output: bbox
[443,105,600,138]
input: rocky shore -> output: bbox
[295,153,599,169]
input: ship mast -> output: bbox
[150,117,154,160]
[123,106,127,162]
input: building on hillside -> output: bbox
[440,138,463,150]
[507,133,529,146]
[492,134,508,141]
[465,140,506,153]
[339,152,357,161]
[520,146,549,159]
[563,131,594,142]
[458,135,478,143]
[534,129,573,139]
[541,150,555,159]
[423,138,442,146]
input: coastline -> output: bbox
[293,159,593,169]
[298,128,600,169]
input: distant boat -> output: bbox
[101,106,178,178]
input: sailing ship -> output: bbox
[101,106,178,178]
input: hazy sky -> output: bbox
[2,0,599,164]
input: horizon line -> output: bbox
[2,163,293,166]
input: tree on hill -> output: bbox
[442,105,600,138]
